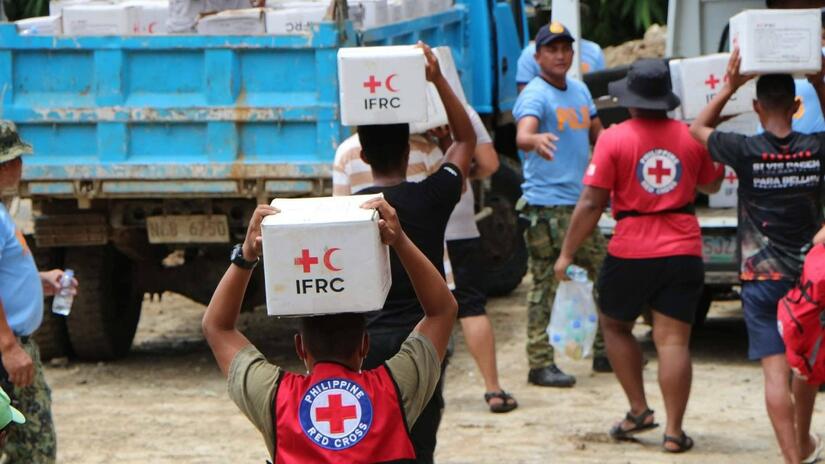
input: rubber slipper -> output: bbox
[609,408,658,440]
[484,390,518,413]
[663,432,694,453]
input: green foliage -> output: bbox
[581,0,668,47]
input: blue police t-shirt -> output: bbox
[0,203,42,336]
[793,79,825,134]
[516,40,606,84]
[513,76,597,206]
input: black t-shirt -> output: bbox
[357,163,463,332]
[708,130,825,281]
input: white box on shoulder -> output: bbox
[196,8,266,35]
[338,45,427,126]
[409,46,467,133]
[677,53,756,120]
[709,165,738,208]
[729,9,822,75]
[261,194,391,316]
[16,16,62,35]
[63,4,139,35]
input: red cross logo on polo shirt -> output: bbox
[647,159,672,185]
[705,74,721,90]
[363,75,382,94]
[315,394,358,434]
[294,249,319,273]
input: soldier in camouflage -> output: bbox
[0,121,75,463]
[513,22,610,388]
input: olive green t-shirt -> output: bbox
[227,332,440,459]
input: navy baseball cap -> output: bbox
[535,21,575,47]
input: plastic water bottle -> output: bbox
[51,269,74,316]
[565,264,588,282]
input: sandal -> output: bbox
[484,391,518,413]
[609,408,659,440]
[663,432,694,453]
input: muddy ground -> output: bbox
[44,281,824,463]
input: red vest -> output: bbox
[273,362,416,463]
[779,244,825,383]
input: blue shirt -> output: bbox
[513,77,597,206]
[792,79,825,134]
[0,203,42,336]
[516,40,606,84]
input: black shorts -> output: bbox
[447,238,488,318]
[597,254,704,324]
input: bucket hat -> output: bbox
[608,59,681,111]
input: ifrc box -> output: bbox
[261,194,391,316]
[265,6,327,35]
[338,46,427,126]
[709,166,739,208]
[196,8,266,35]
[126,1,169,35]
[16,16,62,35]
[62,4,139,35]
[729,9,822,75]
[675,53,756,120]
[410,46,467,132]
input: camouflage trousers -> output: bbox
[521,203,607,369]
[2,339,56,464]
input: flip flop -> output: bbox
[663,432,694,453]
[609,408,659,441]
[802,433,824,464]
[484,390,518,413]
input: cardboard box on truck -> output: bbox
[196,8,266,35]
[62,4,138,35]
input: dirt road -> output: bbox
[44,282,824,463]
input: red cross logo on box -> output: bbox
[362,75,400,94]
[705,74,721,90]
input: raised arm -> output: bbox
[690,49,753,147]
[418,43,476,181]
[807,53,825,116]
[361,197,457,361]
[202,205,279,376]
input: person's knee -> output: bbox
[599,315,632,335]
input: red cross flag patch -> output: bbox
[636,149,682,195]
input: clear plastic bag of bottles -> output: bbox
[547,270,598,360]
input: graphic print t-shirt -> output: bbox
[708,131,825,281]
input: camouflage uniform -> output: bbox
[2,339,56,464]
[520,202,607,369]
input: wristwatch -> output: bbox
[230,243,259,270]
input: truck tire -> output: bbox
[31,245,71,361]
[64,246,143,360]
[478,195,528,297]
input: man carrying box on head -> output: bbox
[202,197,457,463]
[514,21,610,387]
[354,43,476,462]
[690,49,825,464]
[553,59,724,453]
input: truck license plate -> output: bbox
[702,235,736,264]
[146,215,230,244]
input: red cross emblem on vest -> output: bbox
[315,394,358,434]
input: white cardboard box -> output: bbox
[261,194,391,316]
[350,0,387,29]
[709,165,739,208]
[265,6,327,35]
[675,53,756,120]
[125,0,169,34]
[410,46,467,133]
[16,15,63,35]
[729,9,822,75]
[338,45,427,126]
[50,0,110,17]
[62,4,138,35]
[668,59,684,120]
[196,8,266,35]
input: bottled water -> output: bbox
[565,264,588,282]
[51,269,74,316]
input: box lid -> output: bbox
[338,45,423,60]
[264,193,383,226]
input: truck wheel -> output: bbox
[64,246,143,360]
[693,286,713,328]
[31,245,71,361]
[478,195,528,297]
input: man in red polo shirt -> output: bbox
[553,59,723,453]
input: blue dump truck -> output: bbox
[0,0,534,360]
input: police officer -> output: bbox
[203,198,457,463]
[513,21,608,387]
